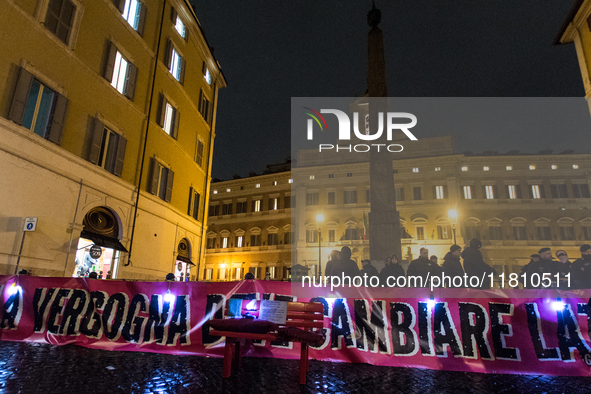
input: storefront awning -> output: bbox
[176,255,196,266]
[80,231,129,253]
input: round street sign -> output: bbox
[89,245,102,259]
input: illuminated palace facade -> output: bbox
[205,136,591,282]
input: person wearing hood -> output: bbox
[442,245,464,287]
[570,245,591,289]
[461,238,495,289]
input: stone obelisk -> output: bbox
[367,3,402,262]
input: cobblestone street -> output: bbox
[0,341,590,393]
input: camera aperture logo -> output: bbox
[303,108,418,153]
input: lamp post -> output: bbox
[448,209,458,245]
[316,212,324,278]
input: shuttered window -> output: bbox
[117,0,147,36]
[187,187,201,220]
[164,39,186,84]
[156,94,180,138]
[148,158,174,202]
[195,140,204,167]
[88,118,127,177]
[198,89,211,123]
[104,42,137,100]
[8,68,69,145]
[45,0,76,44]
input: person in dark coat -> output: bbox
[407,248,442,288]
[330,246,360,279]
[555,250,572,289]
[570,244,591,289]
[462,238,495,289]
[442,244,464,287]
[324,250,340,278]
[520,248,559,289]
[380,254,405,287]
[360,259,379,285]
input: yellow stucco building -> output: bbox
[0,0,226,279]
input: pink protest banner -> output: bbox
[1,275,591,376]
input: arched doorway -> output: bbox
[73,207,127,279]
[174,238,195,281]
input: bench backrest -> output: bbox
[226,300,324,331]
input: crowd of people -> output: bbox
[321,239,591,289]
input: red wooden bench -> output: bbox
[209,301,324,384]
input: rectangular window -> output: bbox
[573,184,591,198]
[344,190,357,204]
[284,195,291,209]
[416,226,425,240]
[174,15,186,38]
[149,158,174,202]
[513,226,527,240]
[328,229,336,243]
[218,268,226,280]
[530,184,545,199]
[208,204,219,217]
[306,193,319,206]
[344,228,358,240]
[156,96,180,138]
[248,267,258,279]
[283,232,293,245]
[536,226,552,241]
[267,233,278,246]
[583,226,591,241]
[222,237,228,248]
[437,225,450,239]
[413,187,422,201]
[121,0,146,34]
[489,226,502,240]
[187,187,201,220]
[236,201,247,214]
[252,199,261,212]
[465,226,480,240]
[222,203,232,215]
[267,266,276,279]
[206,238,215,249]
[250,234,260,246]
[170,48,183,81]
[463,186,472,200]
[235,235,243,248]
[234,268,241,280]
[484,185,497,199]
[104,43,137,100]
[306,230,318,243]
[366,189,371,203]
[205,268,213,280]
[268,198,278,210]
[327,192,336,205]
[87,119,127,177]
[195,140,204,167]
[551,184,568,199]
[198,89,211,123]
[507,185,521,199]
[433,185,446,199]
[561,226,575,240]
[395,188,404,201]
[45,0,76,44]
[202,62,212,85]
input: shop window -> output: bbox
[148,158,174,202]
[88,119,127,177]
[45,0,76,44]
[174,261,190,282]
[164,40,185,83]
[118,0,146,35]
[104,43,138,100]
[188,187,201,220]
[8,68,69,145]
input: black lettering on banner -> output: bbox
[390,302,418,356]
[33,288,58,332]
[80,291,107,339]
[102,292,129,341]
[167,295,191,346]
[202,294,226,345]
[1,286,23,330]
[59,289,89,336]
[417,302,434,356]
[47,289,73,334]
[271,294,294,348]
[309,297,331,351]
[262,293,273,300]
[489,303,520,361]
[433,302,463,357]
[354,299,390,354]
[578,303,591,343]
[122,294,149,343]
[525,302,560,360]
[556,303,591,361]
[143,294,172,345]
[331,298,355,350]
[458,302,493,360]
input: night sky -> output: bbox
[191,1,586,180]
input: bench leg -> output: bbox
[223,338,234,378]
[299,343,308,384]
[233,340,241,370]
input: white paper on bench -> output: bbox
[259,300,288,325]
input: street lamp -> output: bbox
[448,209,458,245]
[316,212,324,278]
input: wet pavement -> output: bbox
[0,341,590,393]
